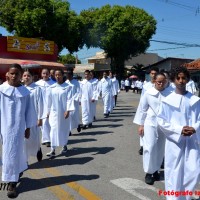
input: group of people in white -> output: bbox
[133,66,200,200]
[0,64,120,198]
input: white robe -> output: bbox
[80,80,97,125]
[98,78,114,114]
[157,92,200,200]
[47,82,74,147]
[133,81,155,146]
[66,79,81,130]
[25,83,44,158]
[110,77,120,109]
[186,79,196,95]
[89,78,99,119]
[140,87,172,174]
[0,83,37,182]
[36,79,55,143]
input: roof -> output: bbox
[184,58,200,70]
[0,57,65,68]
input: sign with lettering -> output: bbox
[7,36,54,55]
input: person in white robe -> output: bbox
[186,79,197,95]
[157,66,200,200]
[22,70,44,162]
[133,67,159,155]
[109,72,120,109]
[139,73,172,185]
[36,68,55,147]
[46,69,74,157]
[66,70,81,133]
[80,70,97,129]
[98,71,114,118]
[89,71,99,121]
[0,64,37,198]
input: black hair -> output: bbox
[150,66,159,73]
[66,69,73,76]
[84,70,90,74]
[9,63,23,72]
[154,72,166,80]
[23,69,34,76]
[55,69,64,75]
[170,66,190,82]
[41,68,50,73]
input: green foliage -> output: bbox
[0,0,85,53]
[58,54,81,64]
[131,63,146,80]
[80,5,156,76]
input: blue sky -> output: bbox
[1,0,200,63]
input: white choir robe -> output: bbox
[98,77,114,114]
[89,78,99,120]
[66,79,81,130]
[140,87,172,174]
[133,81,154,146]
[110,77,120,109]
[186,79,196,95]
[80,80,97,125]
[25,83,44,159]
[157,92,200,200]
[0,83,37,182]
[47,82,74,147]
[36,79,55,143]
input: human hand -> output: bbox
[64,111,69,119]
[181,126,196,136]
[138,125,144,136]
[25,128,30,139]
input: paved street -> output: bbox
[0,90,173,200]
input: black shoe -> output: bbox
[104,114,109,118]
[161,159,164,169]
[42,142,46,145]
[153,171,160,181]
[138,146,143,155]
[77,125,81,132]
[19,172,23,179]
[145,173,154,185]
[7,182,18,198]
[93,116,96,121]
[46,142,51,147]
[88,123,92,128]
[82,125,87,129]
[37,148,43,162]
[69,131,72,136]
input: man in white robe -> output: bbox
[66,70,81,133]
[36,69,55,147]
[157,66,200,200]
[80,70,97,129]
[0,83,37,180]
[89,71,99,121]
[133,67,159,155]
[98,72,114,118]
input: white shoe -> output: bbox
[46,150,55,157]
[60,146,67,154]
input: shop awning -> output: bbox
[0,58,65,69]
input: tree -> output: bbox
[0,0,85,53]
[80,5,156,77]
[131,63,146,80]
[58,54,81,64]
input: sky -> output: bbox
[1,0,200,63]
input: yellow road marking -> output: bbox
[28,169,75,200]
[45,167,102,200]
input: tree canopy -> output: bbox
[80,5,157,75]
[0,0,85,53]
[58,54,81,64]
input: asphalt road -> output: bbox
[0,90,199,200]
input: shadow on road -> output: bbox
[74,130,113,136]
[18,174,100,194]
[68,138,97,145]
[91,124,123,129]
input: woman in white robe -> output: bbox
[36,68,55,147]
[139,73,172,185]
[22,70,44,161]
[157,66,200,200]
[0,64,37,198]
[46,69,74,157]
[66,70,81,132]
